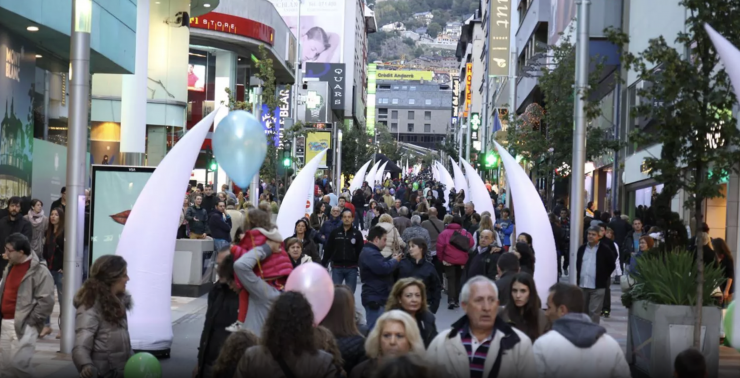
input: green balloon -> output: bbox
[724,301,735,347]
[124,352,162,378]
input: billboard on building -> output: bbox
[488,1,511,76]
[187,64,206,92]
[305,63,346,110]
[550,0,576,45]
[376,70,433,81]
[269,0,344,63]
[302,81,329,124]
[306,131,331,168]
[367,63,377,135]
[0,28,35,203]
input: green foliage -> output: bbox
[340,124,373,182]
[625,249,726,307]
[504,32,618,185]
[605,1,740,215]
[403,37,416,47]
[413,47,425,58]
[427,22,442,38]
[377,122,404,162]
[436,134,459,159]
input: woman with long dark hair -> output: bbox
[211,329,259,378]
[72,255,132,378]
[501,272,549,342]
[289,218,320,263]
[321,285,367,373]
[41,207,65,338]
[396,238,442,314]
[235,291,337,377]
[310,202,327,231]
[711,238,735,305]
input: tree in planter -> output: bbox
[605,0,740,347]
[504,32,618,207]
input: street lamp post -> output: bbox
[62,0,92,354]
[251,86,262,207]
[568,0,590,285]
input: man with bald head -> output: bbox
[422,207,446,283]
[427,276,536,377]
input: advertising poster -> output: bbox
[488,0,511,76]
[90,166,155,264]
[268,0,344,63]
[261,103,281,146]
[187,64,206,92]
[376,71,434,81]
[305,63,346,109]
[0,28,35,204]
[31,139,65,214]
[304,81,329,123]
[305,131,331,168]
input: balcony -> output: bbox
[515,0,550,53]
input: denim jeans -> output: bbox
[213,239,230,252]
[45,270,63,326]
[354,210,364,230]
[363,305,384,331]
[331,267,358,294]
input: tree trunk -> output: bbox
[694,190,704,349]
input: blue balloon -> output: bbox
[212,110,268,188]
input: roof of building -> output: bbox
[375,82,452,110]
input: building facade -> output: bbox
[375,80,452,149]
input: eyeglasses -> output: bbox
[4,246,17,254]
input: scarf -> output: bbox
[28,209,45,226]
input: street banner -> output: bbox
[306,131,331,168]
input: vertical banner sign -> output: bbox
[464,63,473,117]
[451,75,460,120]
[470,113,481,141]
[260,104,281,147]
[305,63,346,109]
[277,85,292,149]
[306,131,331,167]
[488,0,511,76]
[367,63,377,135]
[304,81,329,123]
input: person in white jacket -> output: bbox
[426,275,537,378]
[533,283,630,378]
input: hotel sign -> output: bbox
[464,63,472,117]
[190,13,274,46]
[488,0,511,76]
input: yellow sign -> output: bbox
[464,63,473,117]
[376,70,434,81]
[306,131,331,167]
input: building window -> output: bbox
[424,124,431,132]
[408,123,414,132]
[379,121,387,128]
[409,99,415,105]
[392,110,398,119]
[408,111,415,120]
[425,99,432,105]
[424,111,431,120]
[391,123,398,131]
[393,85,400,90]
[379,85,391,90]
[402,86,408,90]
[410,86,417,91]
[392,98,399,104]
[378,108,388,115]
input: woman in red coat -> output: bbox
[436,216,474,309]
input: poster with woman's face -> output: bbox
[269,1,344,63]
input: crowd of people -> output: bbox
[0,168,721,378]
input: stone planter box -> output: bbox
[626,300,721,378]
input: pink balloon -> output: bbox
[285,262,334,324]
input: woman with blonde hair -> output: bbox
[349,310,425,378]
[472,214,501,249]
[442,214,453,226]
[377,213,405,258]
[385,278,438,347]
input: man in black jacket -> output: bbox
[467,230,503,282]
[195,248,240,378]
[576,226,616,324]
[608,210,631,248]
[322,209,364,293]
[494,252,520,307]
[208,200,232,251]
[201,185,218,213]
[0,197,33,277]
[50,187,66,213]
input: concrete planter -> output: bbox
[626,300,721,378]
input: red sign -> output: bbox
[190,13,274,46]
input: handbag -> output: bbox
[450,229,470,251]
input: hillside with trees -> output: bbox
[367,0,478,61]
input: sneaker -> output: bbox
[454,302,460,308]
[448,303,455,310]
[602,310,610,318]
[226,321,243,332]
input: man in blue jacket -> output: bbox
[319,206,342,245]
[208,200,232,251]
[359,226,402,329]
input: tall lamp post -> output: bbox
[62,0,92,354]
[568,0,590,285]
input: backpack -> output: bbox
[450,229,470,251]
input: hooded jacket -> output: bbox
[426,315,537,378]
[185,205,209,235]
[0,253,54,337]
[208,209,232,242]
[396,256,442,313]
[532,313,630,378]
[436,223,474,266]
[72,293,134,377]
[197,282,239,373]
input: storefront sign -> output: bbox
[190,13,274,46]
[464,63,472,117]
[376,70,433,81]
[304,81,329,124]
[488,0,511,76]
[470,112,480,141]
[305,63,345,110]
[451,76,460,118]
[276,84,291,149]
